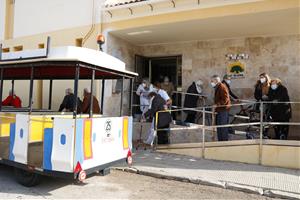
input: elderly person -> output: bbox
[59,88,82,112]
[2,89,22,108]
[211,75,231,141]
[82,88,100,114]
[268,78,291,140]
[183,80,203,123]
[136,78,155,114]
[222,74,239,101]
[160,76,175,97]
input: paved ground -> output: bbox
[115,150,300,199]
[0,164,272,199]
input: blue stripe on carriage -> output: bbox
[43,128,53,170]
[9,123,16,161]
[75,119,84,165]
[128,117,133,150]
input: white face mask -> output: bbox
[142,83,147,88]
[210,82,217,88]
[225,80,231,85]
[196,85,202,94]
[271,84,278,90]
[260,77,266,84]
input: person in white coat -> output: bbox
[136,78,155,114]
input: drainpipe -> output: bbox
[82,0,96,45]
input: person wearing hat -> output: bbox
[183,80,204,123]
[222,74,239,101]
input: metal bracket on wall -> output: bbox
[106,10,113,18]
[170,0,176,8]
[128,7,133,15]
[148,4,154,11]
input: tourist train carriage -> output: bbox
[0,41,137,186]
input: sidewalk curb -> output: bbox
[113,167,300,200]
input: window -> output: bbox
[38,43,45,49]
[13,45,23,51]
[2,48,10,53]
[75,38,83,47]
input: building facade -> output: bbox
[0,0,299,132]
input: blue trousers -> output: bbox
[216,111,229,141]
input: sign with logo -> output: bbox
[227,61,245,79]
[104,119,112,137]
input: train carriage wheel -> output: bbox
[14,168,41,187]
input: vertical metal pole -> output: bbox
[0,43,2,60]
[28,67,34,113]
[259,101,263,165]
[73,65,80,118]
[119,77,124,116]
[181,92,184,122]
[0,68,3,111]
[11,79,14,96]
[100,79,105,114]
[89,69,95,118]
[46,36,51,57]
[202,107,205,158]
[153,111,159,151]
[129,78,133,116]
[48,79,53,110]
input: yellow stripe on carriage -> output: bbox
[123,117,129,149]
[84,119,93,159]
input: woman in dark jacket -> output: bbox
[268,78,292,140]
[144,92,172,145]
[254,73,271,102]
[184,80,203,123]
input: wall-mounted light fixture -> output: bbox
[225,53,249,61]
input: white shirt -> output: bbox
[157,89,170,102]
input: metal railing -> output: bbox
[151,101,300,164]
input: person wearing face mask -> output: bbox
[222,74,239,101]
[211,75,231,141]
[268,78,291,140]
[254,73,271,102]
[142,92,172,145]
[183,80,204,123]
[136,78,155,114]
[160,76,175,97]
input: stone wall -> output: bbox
[138,35,300,120]
[104,33,141,116]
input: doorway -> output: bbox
[134,55,182,115]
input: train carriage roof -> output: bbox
[0,46,138,80]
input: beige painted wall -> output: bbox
[262,145,300,169]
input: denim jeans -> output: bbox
[216,111,229,141]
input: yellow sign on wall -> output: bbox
[227,61,245,78]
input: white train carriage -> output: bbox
[0,42,137,186]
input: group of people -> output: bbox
[137,72,292,144]
[208,73,291,141]
[136,77,174,146]
[59,88,100,114]
[1,87,100,115]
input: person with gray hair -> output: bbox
[136,78,155,114]
[81,87,100,114]
[211,74,231,141]
[59,88,82,112]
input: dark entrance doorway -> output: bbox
[134,55,182,116]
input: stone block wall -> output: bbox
[106,34,300,136]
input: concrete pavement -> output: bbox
[115,150,300,199]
